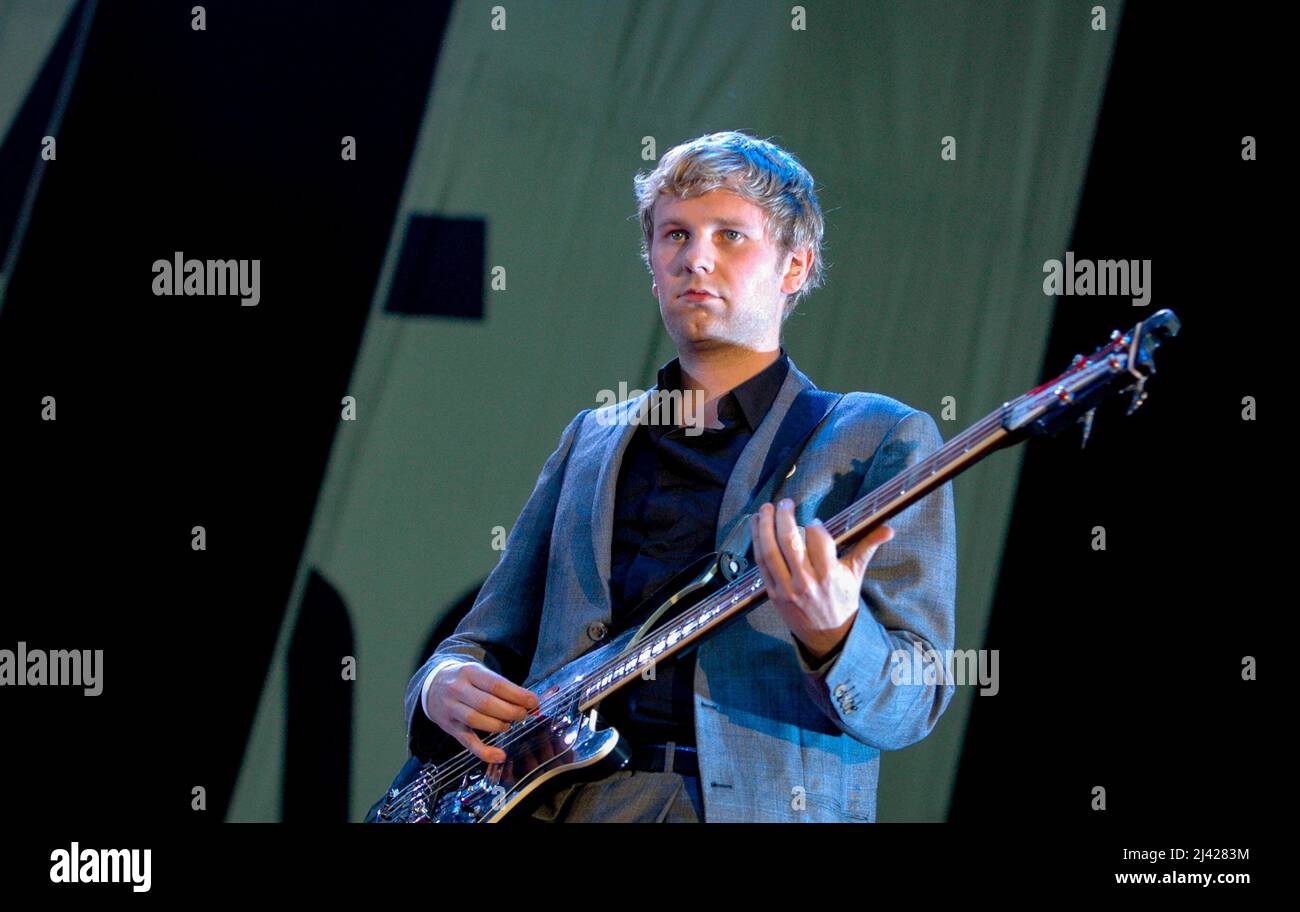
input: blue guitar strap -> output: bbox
[715,387,845,581]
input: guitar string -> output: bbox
[385,407,1011,815]
[384,306,1168,816]
[387,342,1144,816]
[384,407,1009,815]
[384,407,1009,816]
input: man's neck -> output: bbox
[677,346,781,429]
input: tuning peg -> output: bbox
[1078,408,1096,449]
[1125,377,1149,416]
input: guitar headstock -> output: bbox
[1001,308,1181,445]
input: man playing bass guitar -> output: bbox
[405,130,957,823]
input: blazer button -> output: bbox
[587,622,608,642]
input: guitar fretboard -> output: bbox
[574,398,1017,710]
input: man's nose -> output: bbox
[681,238,714,272]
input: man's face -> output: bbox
[649,188,809,354]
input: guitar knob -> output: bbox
[587,622,608,642]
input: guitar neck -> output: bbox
[573,401,1018,712]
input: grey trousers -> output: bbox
[527,768,705,822]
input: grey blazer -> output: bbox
[404,356,957,822]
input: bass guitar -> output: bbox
[366,308,1181,823]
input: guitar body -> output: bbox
[364,704,628,824]
[366,553,731,823]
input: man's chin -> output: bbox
[672,333,734,354]
[668,312,715,336]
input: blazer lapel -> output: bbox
[714,357,817,551]
[589,394,648,608]
[588,356,817,603]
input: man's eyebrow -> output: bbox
[657,217,758,230]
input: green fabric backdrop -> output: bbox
[226,0,1122,822]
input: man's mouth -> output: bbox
[682,289,719,300]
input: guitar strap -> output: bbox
[716,387,845,581]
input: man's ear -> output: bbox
[780,246,814,294]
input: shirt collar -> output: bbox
[655,348,790,431]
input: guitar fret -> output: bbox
[583,601,734,700]
[533,474,835,774]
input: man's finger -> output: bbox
[457,725,506,764]
[844,524,895,578]
[751,504,792,594]
[458,703,512,734]
[805,518,837,580]
[470,665,539,711]
[465,687,532,723]
[774,499,813,595]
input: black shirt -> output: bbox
[598,349,790,747]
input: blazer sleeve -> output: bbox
[404,408,589,758]
[794,408,959,751]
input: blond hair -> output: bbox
[634,131,826,319]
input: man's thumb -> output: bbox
[845,524,895,577]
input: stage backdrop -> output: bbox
[206,0,1123,822]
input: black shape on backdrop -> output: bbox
[418,581,488,673]
[385,215,487,318]
[284,570,354,823]
[0,0,457,823]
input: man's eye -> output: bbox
[664,229,742,240]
